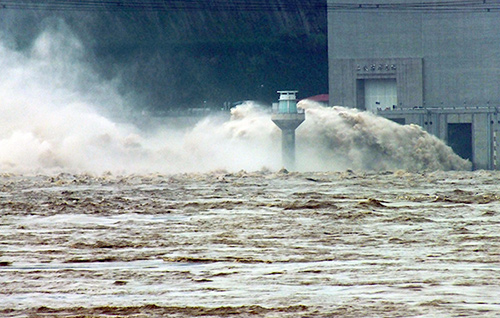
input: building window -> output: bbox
[447,123,473,161]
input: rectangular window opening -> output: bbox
[447,123,473,161]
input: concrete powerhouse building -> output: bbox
[327,0,500,169]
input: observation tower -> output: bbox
[272,90,305,170]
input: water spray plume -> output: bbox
[296,100,472,171]
[0,27,280,174]
[0,26,470,174]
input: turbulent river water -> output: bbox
[1,170,499,317]
[1,21,497,318]
[0,23,500,317]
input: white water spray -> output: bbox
[0,26,470,174]
[296,101,471,171]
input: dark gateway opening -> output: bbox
[447,123,473,162]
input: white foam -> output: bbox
[0,25,470,174]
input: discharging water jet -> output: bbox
[0,25,470,174]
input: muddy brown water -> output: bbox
[1,170,499,317]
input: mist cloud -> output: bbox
[0,26,470,174]
[296,101,471,171]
